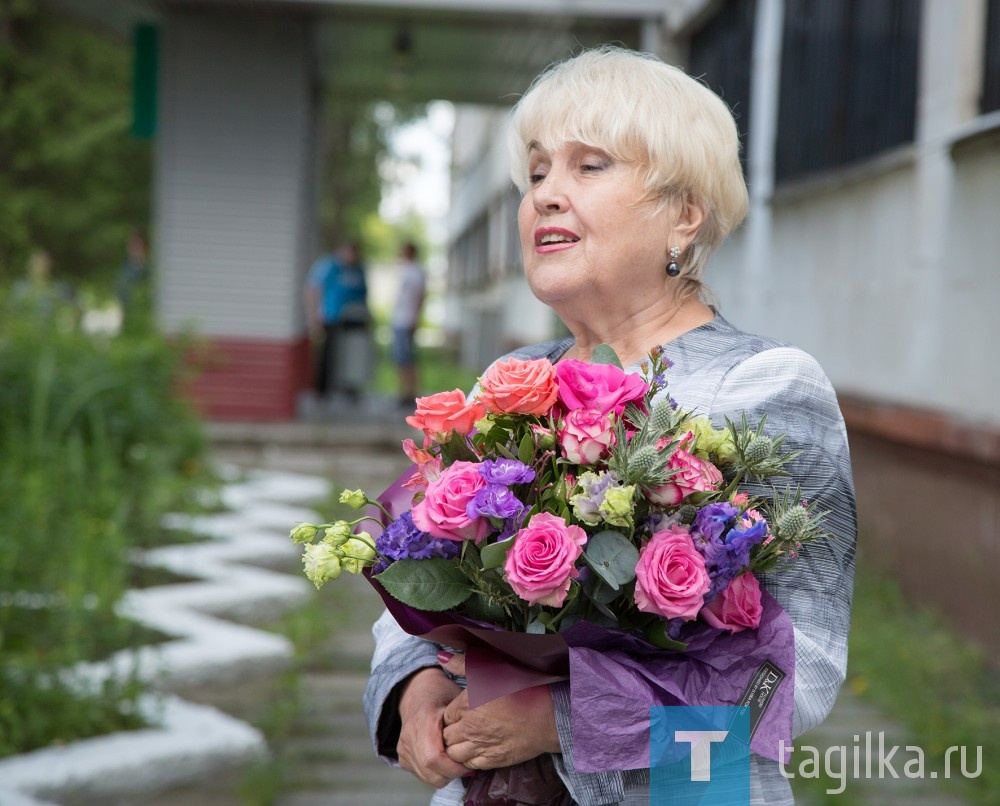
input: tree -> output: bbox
[317,98,426,257]
[0,1,152,291]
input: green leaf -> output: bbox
[375,558,472,611]
[590,343,624,368]
[582,571,621,604]
[583,530,639,590]
[517,431,535,465]
[462,592,508,623]
[479,536,516,570]
[644,620,688,651]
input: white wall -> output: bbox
[445,1,999,428]
[710,136,998,428]
[155,12,317,340]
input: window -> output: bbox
[775,0,920,182]
[687,0,757,173]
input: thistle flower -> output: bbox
[649,401,676,434]
[744,436,774,466]
[776,505,810,538]
[626,444,659,478]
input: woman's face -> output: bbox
[517,140,673,315]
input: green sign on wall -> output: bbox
[132,23,158,139]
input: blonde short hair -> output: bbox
[508,46,749,284]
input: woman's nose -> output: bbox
[532,171,569,213]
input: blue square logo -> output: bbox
[650,706,750,805]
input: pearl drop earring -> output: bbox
[666,246,682,277]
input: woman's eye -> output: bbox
[528,172,546,185]
[581,161,607,173]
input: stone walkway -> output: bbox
[151,396,975,805]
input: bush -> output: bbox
[0,288,214,757]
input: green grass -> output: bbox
[790,559,998,804]
[0,292,215,759]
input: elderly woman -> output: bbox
[363,46,856,806]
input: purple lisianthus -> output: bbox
[373,511,460,572]
[467,483,526,520]
[478,458,535,486]
[570,470,621,525]
[642,511,684,534]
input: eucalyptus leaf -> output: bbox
[590,343,624,368]
[583,530,639,589]
[479,536,516,570]
[375,558,472,611]
[583,571,621,604]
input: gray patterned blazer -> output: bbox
[363,313,857,806]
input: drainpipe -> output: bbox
[744,0,784,313]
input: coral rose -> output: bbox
[411,461,491,542]
[700,572,763,633]
[504,512,587,607]
[406,390,486,446]
[555,359,649,418]
[634,526,711,620]
[478,357,559,416]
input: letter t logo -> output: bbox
[674,730,729,781]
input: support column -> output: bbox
[743,0,783,308]
[155,11,318,420]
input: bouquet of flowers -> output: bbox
[294,346,825,637]
[291,346,831,801]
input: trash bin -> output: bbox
[331,302,373,396]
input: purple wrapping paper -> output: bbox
[559,591,794,771]
[369,468,796,774]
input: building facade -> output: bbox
[444,0,1000,656]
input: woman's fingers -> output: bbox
[437,648,466,677]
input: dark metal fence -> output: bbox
[687,0,757,174]
[984,0,1000,113]
[774,0,920,182]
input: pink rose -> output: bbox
[700,573,763,633]
[634,526,711,620]
[478,357,559,417]
[406,390,486,447]
[647,448,724,505]
[559,408,615,465]
[555,360,649,418]
[504,512,587,607]
[411,461,491,542]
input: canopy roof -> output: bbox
[49,0,682,105]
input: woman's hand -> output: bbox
[396,667,469,788]
[439,651,562,770]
